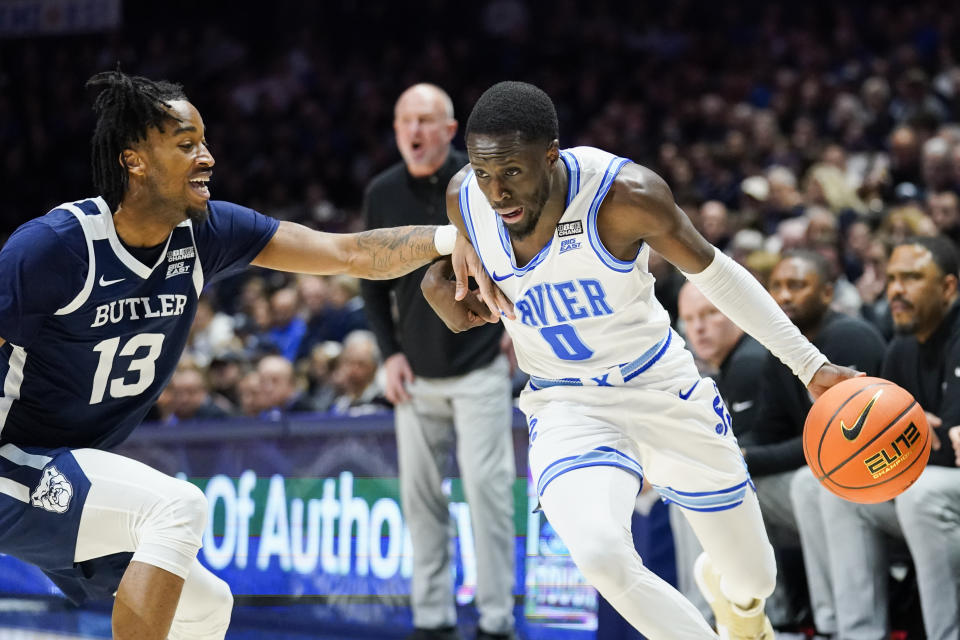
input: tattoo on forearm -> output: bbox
[352,226,437,279]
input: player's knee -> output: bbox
[205,573,234,626]
[174,480,209,540]
[169,572,233,640]
[788,468,818,511]
[894,478,946,525]
[149,479,208,548]
[567,530,633,584]
[744,543,777,599]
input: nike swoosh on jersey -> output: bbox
[491,271,514,282]
[840,390,882,441]
[731,400,754,412]
[99,275,125,286]
[678,380,700,400]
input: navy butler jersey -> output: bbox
[0,197,278,449]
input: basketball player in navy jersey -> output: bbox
[422,81,860,640]
[0,70,458,640]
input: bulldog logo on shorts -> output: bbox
[31,465,74,514]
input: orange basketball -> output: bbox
[803,376,931,503]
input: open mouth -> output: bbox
[189,176,211,199]
[498,207,524,223]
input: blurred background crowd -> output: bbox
[3,0,960,426]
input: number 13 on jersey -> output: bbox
[90,333,165,404]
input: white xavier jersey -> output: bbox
[460,146,673,382]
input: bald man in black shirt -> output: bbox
[361,84,515,640]
[670,281,770,622]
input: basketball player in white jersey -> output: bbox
[421,82,860,640]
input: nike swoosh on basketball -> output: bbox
[491,271,514,282]
[99,275,125,286]
[731,400,754,412]
[840,390,882,441]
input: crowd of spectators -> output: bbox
[4,0,960,427]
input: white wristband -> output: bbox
[434,224,458,256]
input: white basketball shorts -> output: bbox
[520,330,754,512]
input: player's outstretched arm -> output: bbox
[606,163,858,393]
[252,220,451,280]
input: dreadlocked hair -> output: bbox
[86,69,187,210]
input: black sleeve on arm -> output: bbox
[359,186,401,359]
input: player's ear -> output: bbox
[943,272,958,301]
[546,139,560,165]
[120,149,145,177]
[821,281,835,305]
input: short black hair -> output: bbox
[780,249,835,285]
[86,69,187,210]
[895,235,960,277]
[465,81,559,145]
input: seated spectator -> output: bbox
[856,238,896,340]
[237,370,269,418]
[165,365,231,425]
[881,205,938,244]
[267,287,307,362]
[792,236,960,639]
[921,136,954,194]
[699,200,732,252]
[185,295,240,367]
[802,163,867,218]
[753,251,887,634]
[762,166,806,235]
[298,275,368,359]
[257,354,318,417]
[235,291,277,356]
[329,330,388,416]
[207,352,247,414]
[299,341,340,413]
[927,189,960,248]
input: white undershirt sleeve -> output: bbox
[681,246,829,387]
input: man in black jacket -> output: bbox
[794,236,960,640]
[360,84,515,640]
[752,251,887,636]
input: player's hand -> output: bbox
[451,234,515,320]
[925,412,943,451]
[806,363,865,400]
[421,258,500,332]
[383,353,414,405]
[948,425,960,466]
